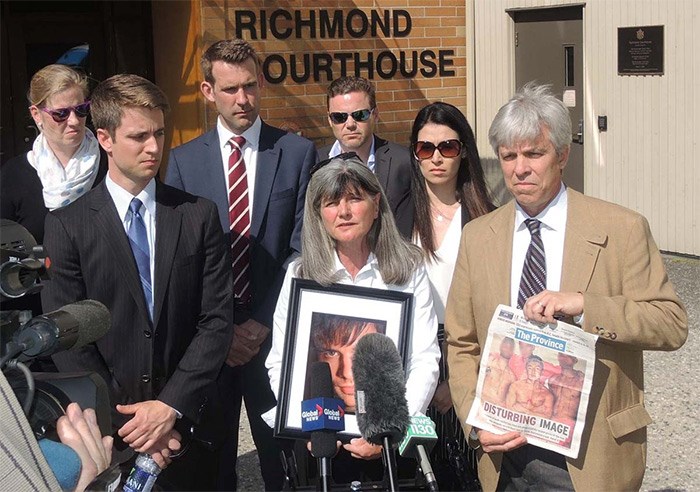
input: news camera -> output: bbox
[0,219,112,439]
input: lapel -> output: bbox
[251,121,281,238]
[483,201,515,305]
[560,189,607,293]
[203,130,230,225]
[372,136,391,192]
[90,182,152,323]
[152,181,182,330]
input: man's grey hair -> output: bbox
[488,83,572,156]
[297,156,422,286]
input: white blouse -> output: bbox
[418,208,463,325]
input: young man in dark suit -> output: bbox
[165,39,316,490]
[42,74,233,489]
[318,76,414,238]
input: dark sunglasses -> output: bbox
[328,108,374,125]
[310,151,359,175]
[413,139,463,160]
[40,101,91,123]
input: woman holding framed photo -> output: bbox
[265,155,440,483]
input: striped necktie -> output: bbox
[128,198,153,320]
[228,136,251,304]
[517,219,546,309]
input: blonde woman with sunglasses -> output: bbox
[1,64,106,314]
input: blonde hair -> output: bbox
[90,74,170,135]
[28,64,88,107]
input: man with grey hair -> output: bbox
[445,83,687,491]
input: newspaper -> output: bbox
[466,305,597,458]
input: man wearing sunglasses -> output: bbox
[165,39,316,491]
[318,76,414,239]
[445,84,687,491]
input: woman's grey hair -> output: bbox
[488,83,572,156]
[298,156,423,286]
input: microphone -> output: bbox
[353,333,409,492]
[38,438,82,492]
[399,414,439,492]
[13,300,110,359]
[302,361,345,492]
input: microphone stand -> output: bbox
[381,436,398,492]
[317,456,331,492]
[416,445,439,492]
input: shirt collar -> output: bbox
[329,137,376,169]
[217,115,262,151]
[332,251,379,279]
[514,182,568,233]
[105,173,157,220]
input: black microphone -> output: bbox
[353,333,409,492]
[13,300,110,359]
[303,361,342,492]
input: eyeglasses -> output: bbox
[310,151,359,175]
[413,139,463,160]
[40,101,91,123]
[328,108,374,125]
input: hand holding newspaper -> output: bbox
[466,305,597,458]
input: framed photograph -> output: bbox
[274,278,413,440]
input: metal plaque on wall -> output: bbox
[618,25,664,75]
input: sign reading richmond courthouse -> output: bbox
[234,9,457,83]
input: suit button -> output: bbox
[141,375,151,383]
[144,331,152,338]
[609,332,617,340]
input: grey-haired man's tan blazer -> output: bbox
[445,188,687,491]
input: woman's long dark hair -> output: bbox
[410,102,494,260]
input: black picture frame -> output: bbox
[274,278,413,440]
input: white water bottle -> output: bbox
[123,453,161,492]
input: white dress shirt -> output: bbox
[510,183,568,306]
[265,253,440,423]
[217,115,262,215]
[105,174,157,305]
[329,138,377,173]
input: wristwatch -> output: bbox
[468,427,481,450]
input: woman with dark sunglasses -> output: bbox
[1,64,106,315]
[409,102,494,490]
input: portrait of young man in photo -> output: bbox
[306,313,387,414]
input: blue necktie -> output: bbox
[128,198,153,320]
[517,219,547,309]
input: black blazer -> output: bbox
[166,122,316,328]
[1,151,108,244]
[42,181,233,427]
[1,151,107,315]
[318,135,414,239]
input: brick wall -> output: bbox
[199,0,467,147]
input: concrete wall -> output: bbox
[472,0,699,255]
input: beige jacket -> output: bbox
[445,188,688,491]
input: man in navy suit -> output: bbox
[318,76,414,238]
[165,39,315,490]
[42,74,233,490]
